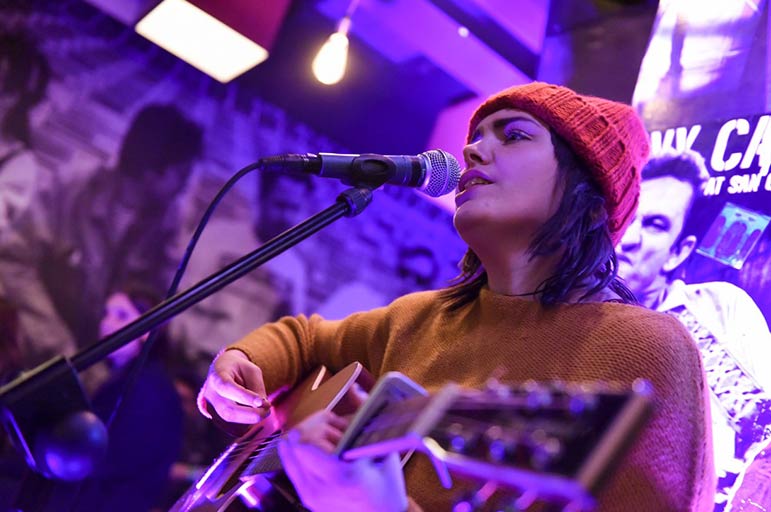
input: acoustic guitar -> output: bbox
[171,362,652,511]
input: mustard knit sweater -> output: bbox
[231,288,715,511]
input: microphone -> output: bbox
[258,150,461,197]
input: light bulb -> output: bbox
[312,31,349,85]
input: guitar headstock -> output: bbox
[344,377,652,511]
[428,379,652,510]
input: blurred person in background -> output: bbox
[74,283,183,512]
[0,103,202,368]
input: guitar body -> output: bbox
[171,362,374,512]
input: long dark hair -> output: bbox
[440,130,636,310]
[117,104,203,179]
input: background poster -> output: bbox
[650,113,771,315]
[633,0,771,507]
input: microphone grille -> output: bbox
[420,149,461,197]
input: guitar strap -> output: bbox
[666,305,771,460]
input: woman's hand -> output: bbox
[278,409,408,512]
[197,349,271,424]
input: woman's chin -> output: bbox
[453,203,490,242]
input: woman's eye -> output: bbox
[503,129,528,142]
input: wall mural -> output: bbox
[0,1,465,371]
[0,3,465,508]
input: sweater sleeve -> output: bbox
[227,304,395,394]
[596,311,715,511]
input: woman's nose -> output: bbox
[462,139,490,167]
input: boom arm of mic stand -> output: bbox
[0,186,375,481]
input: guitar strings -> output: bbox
[217,402,420,464]
[223,403,571,460]
[218,409,565,471]
[206,394,601,473]
[207,431,286,475]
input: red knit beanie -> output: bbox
[467,82,650,245]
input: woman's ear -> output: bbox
[663,235,697,273]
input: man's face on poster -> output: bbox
[617,176,695,298]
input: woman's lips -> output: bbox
[455,171,493,207]
[457,169,493,193]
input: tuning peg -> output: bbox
[548,379,568,391]
[446,422,479,454]
[453,493,483,512]
[484,378,514,400]
[528,431,562,470]
[566,387,599,416]
[505,489,538,511]
[481,488,538,512]
[452,482,499,512]
[562,499,595,512]
[524,384,554,411]
[483,425,513,462]
[521,379,540,393]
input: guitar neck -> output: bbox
[339,377,652,507]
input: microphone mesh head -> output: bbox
[420,150,461,197]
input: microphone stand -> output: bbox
[0,185,375,510]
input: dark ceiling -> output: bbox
[238,0,475,155]
[78,0,659,163]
